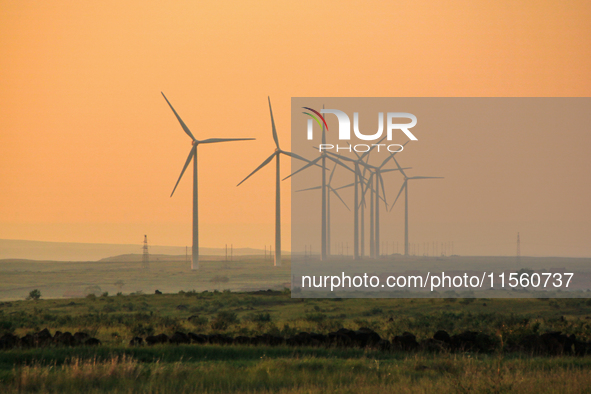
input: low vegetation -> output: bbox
[1,289,591,392]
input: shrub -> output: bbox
[102,304,117,313]
[188,316,209,326]
[304,313,327,323]
[211,311,239,330]
[132,323,155,337]
[26,289,41,301]
[247,312,272,323]
[363,307,383,316]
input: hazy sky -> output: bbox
[1,1,590,256]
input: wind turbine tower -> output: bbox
[390,156,443,256]
[163,92,254,270]
[238,97,310,267]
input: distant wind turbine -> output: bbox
[237,97,311,267]
[389,156,443,256]
[162,92,255,270]
[295,163,352,257]
[283,143,355,260]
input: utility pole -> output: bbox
[517,232,521,260]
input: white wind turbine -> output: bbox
[295,163,352,257]
[163,92,255,270]
[237,97,311,267]
[389,156,443,256]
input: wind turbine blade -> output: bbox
[161,92,197,141]
[323,150,359,165]
[392,156,407,178]
[328,162,338,185]
[409,176,444,180]
[377,171,388,207]
[334,182,354,191]
[171,145,195,197]
[349,142,362,161]
[322,150,369,181]
[359,135,387,160]
[325,155,355,174]
[200,138,255,144]
[389,181,406,211]
[268,97,280,149]
[295,185,322,192]
[379,140,409,169]
[360,154,371,180]
[282,156,322,181]
[279,150,316,165]
[330,186,351,211]
[237,152,276,186]
[382,167,412,173]
[360,172,374,202]
[358,170,373,206]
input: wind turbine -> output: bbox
[389,156,443,256]
[360,165,403,257]
[162,92,255,270]
[366,142,409,257]
[323,150,388,260]
[237,97,310,267]
[295,163,352,257]
[284,145,355,260]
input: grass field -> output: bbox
[2,256,591,392]
[3,348,591,393]
[2,288,591,342]
[1,289,591,392]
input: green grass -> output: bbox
[2,291,591,346]
[2,348,591,393]
[2,265,591,392]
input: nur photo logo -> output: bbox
[302,107,418,153]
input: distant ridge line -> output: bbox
[0,239,289,262]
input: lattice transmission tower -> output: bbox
[142,235,149,270]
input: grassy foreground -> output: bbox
[2,290,591,392]
[2,348,591,393]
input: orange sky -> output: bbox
[1,1,590,254]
